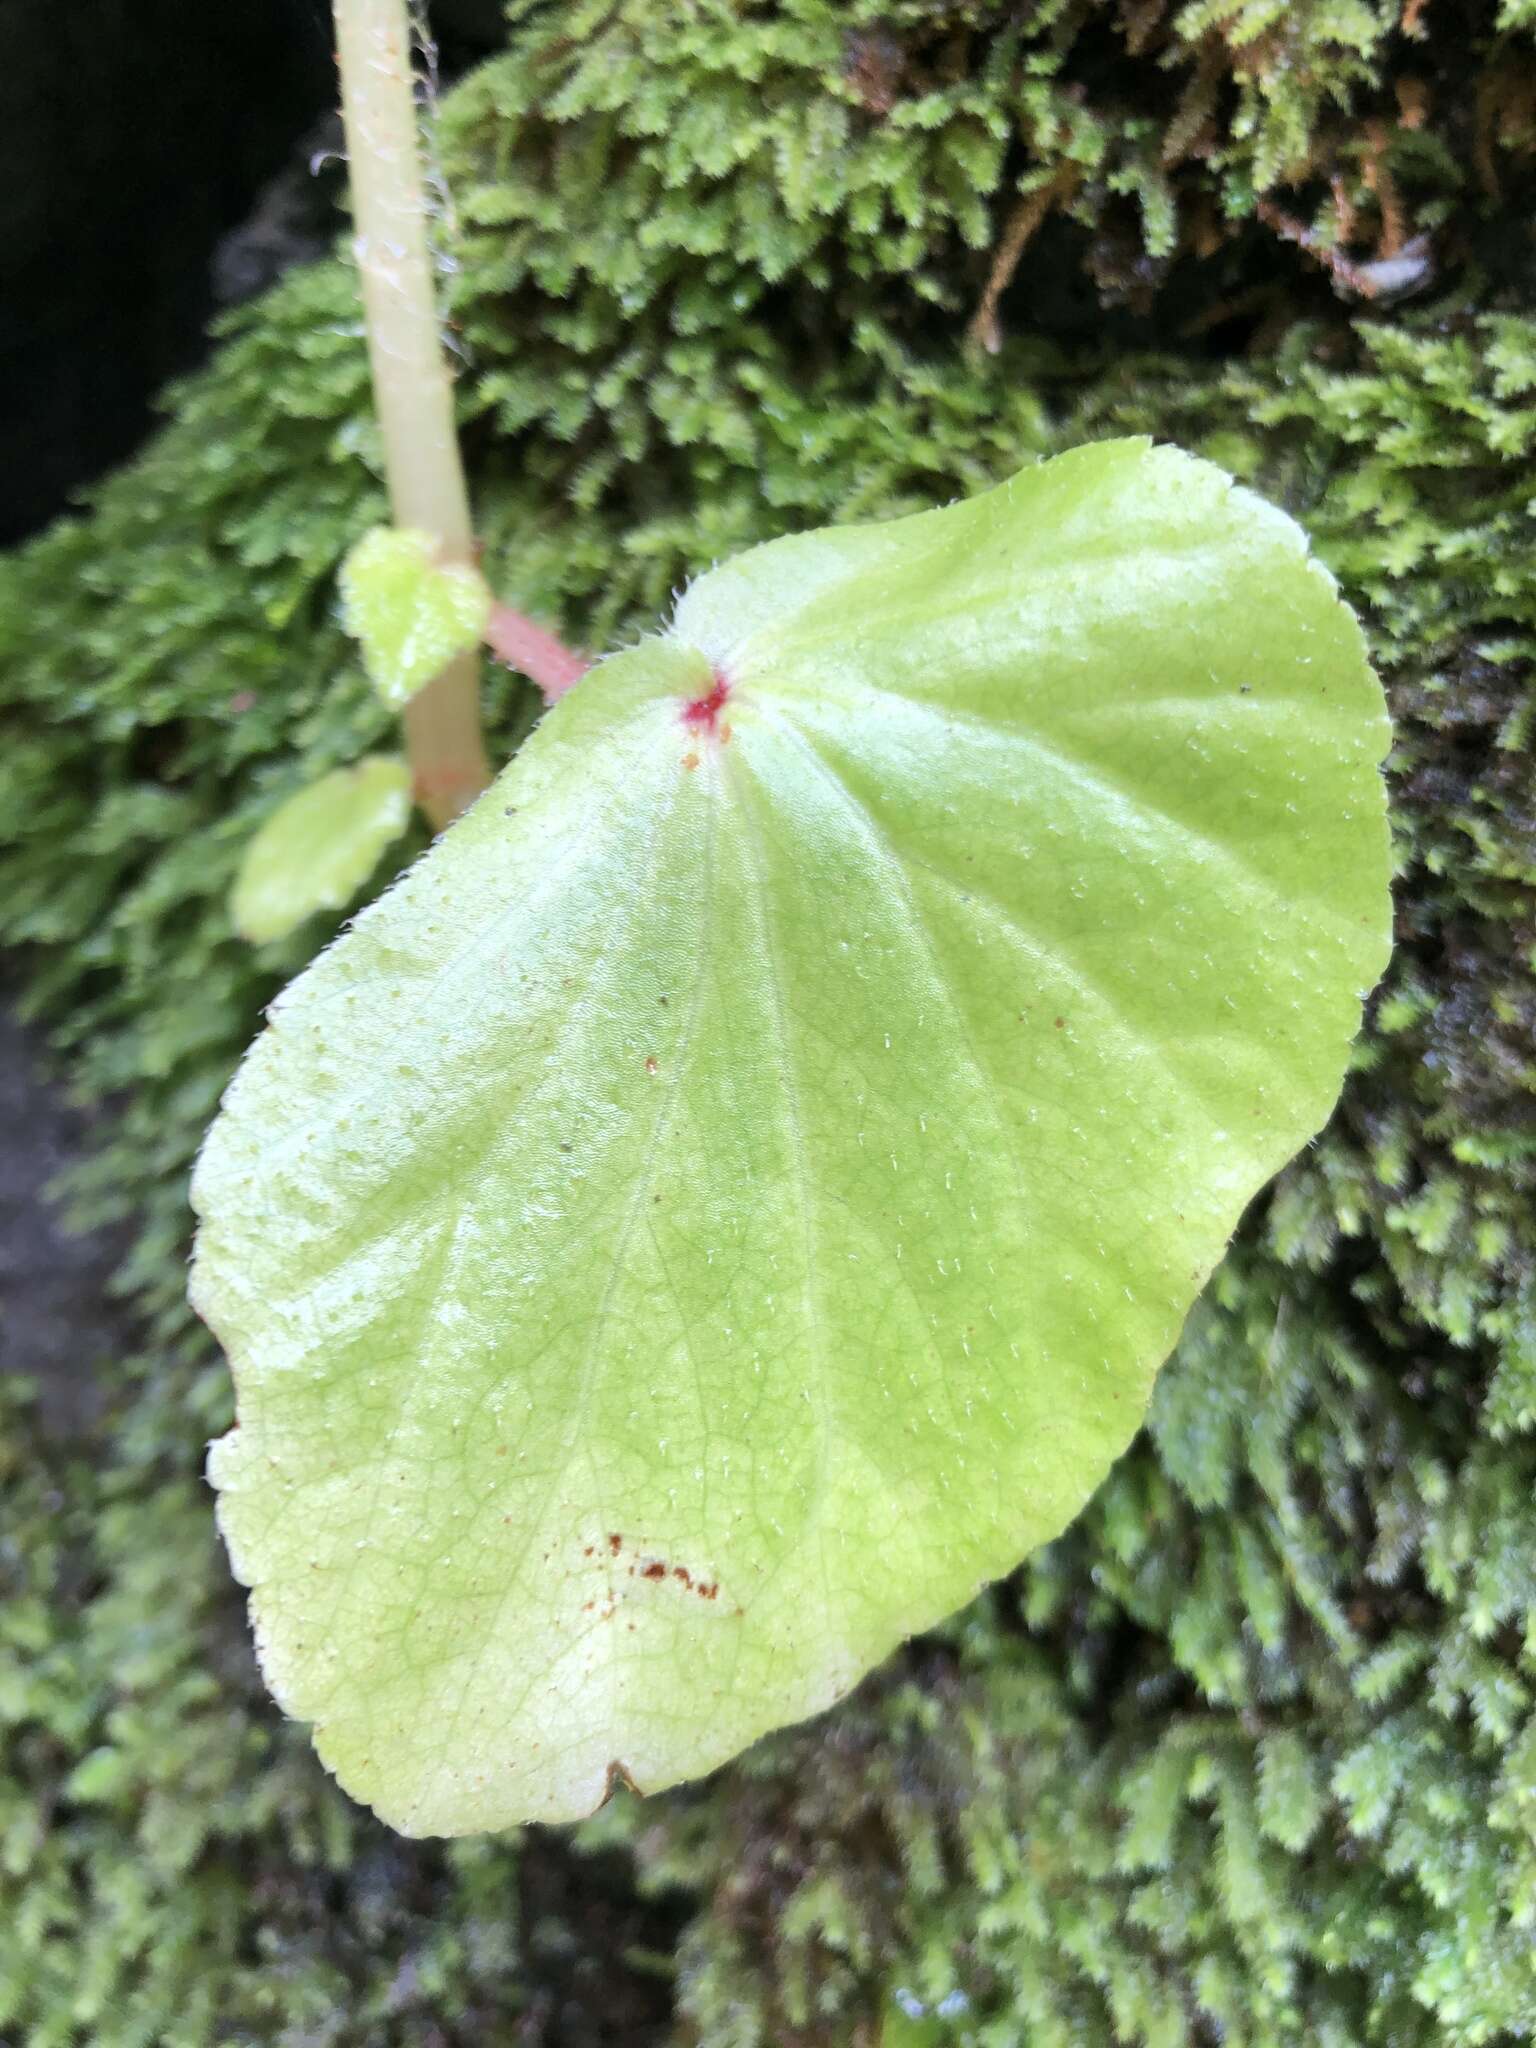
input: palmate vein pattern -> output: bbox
[191,442,1392,1834]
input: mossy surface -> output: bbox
[4,2,1536,2041]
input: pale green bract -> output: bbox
[339,526,490,708]
[229,755,413,946]
[192,442,1392,1836]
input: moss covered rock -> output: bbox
[4,2,1536,2041]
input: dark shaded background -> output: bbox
[0,0,500,1398]
[0,0,503,544]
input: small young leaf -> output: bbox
[192,442,1392,1836]
[340,527,491,707]
[230,755,412,945]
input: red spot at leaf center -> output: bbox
[681,670,731,738]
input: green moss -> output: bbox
[4,1,1536,2040]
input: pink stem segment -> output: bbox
[485,603,591,704]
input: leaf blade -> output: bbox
[193,443,1391,1834]
[340,527,491,709]
[230,754,413,946]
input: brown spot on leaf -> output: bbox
[599,1532,723,1600]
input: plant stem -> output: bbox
[484,604,592,703]
[333,0,491,829]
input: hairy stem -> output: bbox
[333,0,491,828]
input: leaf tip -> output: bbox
[602,1758,644,1802]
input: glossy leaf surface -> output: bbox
[230,755,412,945]
[193,443,1392,1834]
[340,526,490,708]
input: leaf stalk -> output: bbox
[484,604,591,703]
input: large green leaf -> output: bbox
[191,442,1392,1836]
